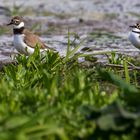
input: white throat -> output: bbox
[13,22,24,29]
[128,27,140,49]
[132,28,140,33]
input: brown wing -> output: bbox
[23,29,46,49]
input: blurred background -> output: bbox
[1,0,140,62]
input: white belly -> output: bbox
[128,31,140,49]
[14,34,35,55]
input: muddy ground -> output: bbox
[0,0,140,65]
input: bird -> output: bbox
[128,23,140,49]
[7,16,54,55]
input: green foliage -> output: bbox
[0,41,140,140]
[107,52,125,64]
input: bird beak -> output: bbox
[129,25,137,28]
[7,21,13,26]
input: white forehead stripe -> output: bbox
[13,22,24,29]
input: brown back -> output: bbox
[23,29,46,49]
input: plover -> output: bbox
[129,23,140,49]
[7,16,53,55]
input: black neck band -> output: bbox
[132,30,140,34]
[13,27,24,34]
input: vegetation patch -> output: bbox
[0,33,140,140]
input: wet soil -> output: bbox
[0,0,140,65]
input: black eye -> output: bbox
[136,24,140,29]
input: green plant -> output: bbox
[0,33,140,140]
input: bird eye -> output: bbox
[136,24,140,29]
